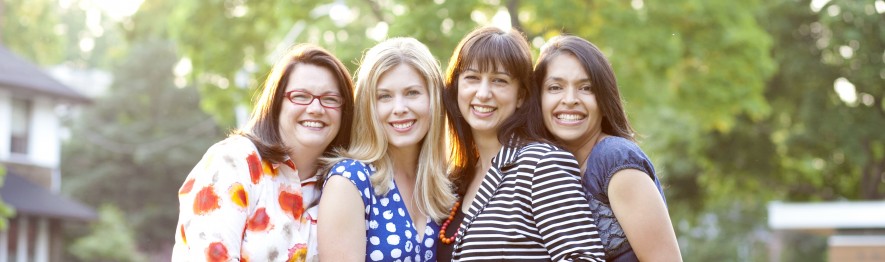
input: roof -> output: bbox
[0,173,97,221]
[0,45,90,103]
[768,201,885,231]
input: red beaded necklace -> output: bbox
[438,200,461,244]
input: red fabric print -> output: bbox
[247,152,262,184]
[230,183,248,208]
[193,186,220,215]
[279,188,304,220]
[179,224,187,245]
[206,242,229,262]
[246,207,272,231]
[179,178,195,195]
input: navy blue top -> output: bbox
[326,159,440,262]
[582,136,666,262]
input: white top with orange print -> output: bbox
[172,135,320,262]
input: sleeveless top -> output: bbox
[326,159,439,262]
[582,136,666,262]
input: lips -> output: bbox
[299,120,326,128]
[555,112,586,124]
[472,105,496,114]
[390,120,415,131]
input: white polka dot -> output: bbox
[336,166,345,172]
[343,171,351,178]
[370,236,380,245]
[357,171,366,181]
[373,207,379,215]
[404,257,412,262]
[383,210,394,220]
[398,208,405,217]
[387,234,401,245]
[369,220,379,229]
[364,188,370,197]
[425,250,433,260]
[405,241,413,252]
[424,237,433,248]
[415,254,421,262]
[391,248,402,258]
[393,193,401,202]
[424,226,434,235]
[405,230,413,239]
[386,222,396,232]
[380,198,389,206]
[370,250,384,261]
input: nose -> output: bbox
[393,96,408,115]
[475,78,492,101]
[561,86,579,106]
[305,97,325,114]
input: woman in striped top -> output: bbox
[437,26,606,261]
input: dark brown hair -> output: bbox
[534,35,635,141]
[236,44,355,165]
[443,26,553,196]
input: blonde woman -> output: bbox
[318,37,455,262]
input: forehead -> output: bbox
[377,64,425,90]
[286,63,340,93]
[545,54,589,79]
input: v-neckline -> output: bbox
[389,179,429,242]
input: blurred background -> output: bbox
[0,0,882,261]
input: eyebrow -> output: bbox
[464,68,511,76]
[545,76,591,83]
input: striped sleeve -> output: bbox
[529,146,606,261]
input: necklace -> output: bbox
[438,200,461,244]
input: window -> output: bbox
[11,98,31,154]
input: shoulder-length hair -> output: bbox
[534,35,635,141]
[236,44,355,165]
[443,26,552,197]
[330,37,454,221]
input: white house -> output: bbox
[0,45,96,262]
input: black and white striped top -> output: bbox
[451,142,606,261]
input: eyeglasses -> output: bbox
[285,90,344,109]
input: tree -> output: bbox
[69,205,147,262]
[61,40,224,255]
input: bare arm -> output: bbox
[317,175,367,261]
[609,169,682,262]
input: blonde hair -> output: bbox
[328,37,454,221]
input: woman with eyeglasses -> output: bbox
[172,44,355,261]
[318,37,454,262]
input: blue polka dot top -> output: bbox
[326,159,439,262]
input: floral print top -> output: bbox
[172,135,320,262]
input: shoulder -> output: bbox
[587,136,654,179]
[518,142,575,160]
[329,159,374,175]
[325,159,374,191]
[203,135,260,159]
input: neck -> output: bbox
[389,144,420,179]
[291,147,324,181]
[472,129,502,168]
[569,131,606,169]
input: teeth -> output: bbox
[556,114,585,121]
[473,106,495,113]
[301,121,325,128]
[392,121,414,129]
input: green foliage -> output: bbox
[61,40,224,253]
[0,165,16,231]
[69,205,147,262]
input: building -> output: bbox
[0,45,97,262]
[768,201,885,261]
